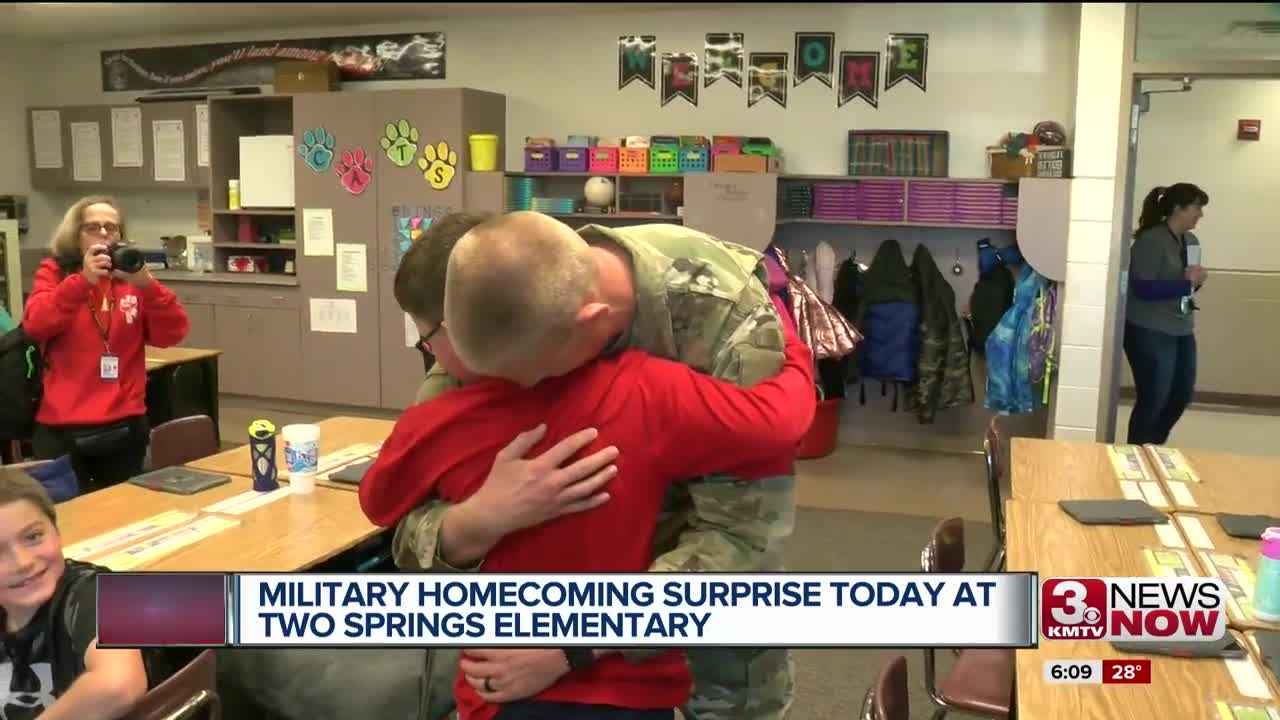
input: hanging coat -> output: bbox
[907,244,975,423]
[769,247,861,361]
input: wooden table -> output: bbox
[1149,448,1280,518]
[57,475,380,572]
[1245,630,1280,701]
[144,345,222,445]
[1011,438,1170,508]
[186,415,392,492]
[1175,513,1280,634]
[1006,499,1277,717]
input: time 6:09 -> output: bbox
[1052,663,1092,680]
[1043,660,1102,684]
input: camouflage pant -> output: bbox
[419,647,793,720]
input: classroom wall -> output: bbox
[0,39,32,197]
[1122,79,1280,398]
[21,2,1082,247]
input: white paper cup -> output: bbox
[282,424,320,494]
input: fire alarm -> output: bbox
[1238,119,1261,141]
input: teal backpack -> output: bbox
[985,266,1056,414]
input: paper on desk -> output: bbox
[203,486,293,515]
[195,104,210,167]
[1200,551,1258,623]
[32,110,62,169]
[1108,444,1149,481]
[110,107,143,167]
[1142,547,1195,577]
[1151,446,1200,482]
[1168,481,1198,507]
[70,121,102,182]
[336,243,367,292]
[1212,701,1280,720]
[1119,480,1144,501]
[1177,515,1215,550]
[309,298,357,334]
[152,119,186,182]
[1224,656,1274,700]
[1153,522,1185,549]
[1140,481,1169,508]
[63,510,196,560]
[303,208,334,256]
[96,515,240,571]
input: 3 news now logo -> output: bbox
[1041,577,1227,642]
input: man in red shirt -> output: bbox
[359,215,816,720]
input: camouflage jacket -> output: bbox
[906,243,974,423]
[393,222,795,575]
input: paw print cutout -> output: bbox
[380,120,419,167]
[335,148,373,195]
[298,128,335,173]
[418,141,458,190]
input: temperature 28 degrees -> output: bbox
[1043,659,1101,684]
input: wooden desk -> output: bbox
[144,345,222,445]
[58,475,380,572]
[1174,513,1280,634]
[1011,438,1170,507]
[1150,448,1280,517]
[186,415,392,492]
[1245,631,1280,701]
[1006,499,1276,717]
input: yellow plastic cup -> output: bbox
[468,134,499,172]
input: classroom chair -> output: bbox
[920,517,1013,720]
[124,649,221,720]
[982,417,1007,572]
[149,415,220,470]
[859,655,909,720]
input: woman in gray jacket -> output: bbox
[1123,183,1209,445]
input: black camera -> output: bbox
[96,242,145,274]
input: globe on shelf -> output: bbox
[584,176,615,211]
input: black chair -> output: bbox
[149,416,220,470]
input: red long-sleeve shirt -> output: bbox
[23,258,189,427]
[359,334,814,719]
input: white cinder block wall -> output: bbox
[1054,2,1129,443]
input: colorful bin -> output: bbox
[649,146,680,174]
[557,147,589,173]
[619,147,649,175]
[589,147,619,174]
[678,146,710,173]
[524,147,557,173]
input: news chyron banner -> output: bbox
[1041,577,1229,642]
[96,573,1039,648]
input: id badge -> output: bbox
[99,353,119,381]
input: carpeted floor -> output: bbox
[782,507,995,720]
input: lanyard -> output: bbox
[89,286,113,352]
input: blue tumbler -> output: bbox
[248,419,279,492]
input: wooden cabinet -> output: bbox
[213,305,301,399]
[180,304,216,349]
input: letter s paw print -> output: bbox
[336,148,373,195]
[417,141,458,190]
[298,128,335,173]
[381,120,419,167]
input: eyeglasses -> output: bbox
[81,222,120,236]
[415,323,444,356]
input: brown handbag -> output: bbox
[772,248,861,360]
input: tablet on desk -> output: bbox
[1058,499,1169,525]
[1217,513,1280,540]
[129,467,231,495]
[330,459,374,485]
[1111,636,1246,659]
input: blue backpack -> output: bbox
[985,266,1052,414]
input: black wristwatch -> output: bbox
[562,647,595,672]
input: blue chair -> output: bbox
[22,455,79,503]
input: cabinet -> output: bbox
[180,304,216,349]
[213,305,301,399]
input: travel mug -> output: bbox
[248,419,279,492]
[1254,527,1280,622]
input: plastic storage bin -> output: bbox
[649,146,680,174]
[524,147,557,173]
[557,147,589,173]
[678,146,710,173]
[589,147,619,174]
[619,147,649,175]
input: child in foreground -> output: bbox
[360,324,815,720]
[0,468,152,719]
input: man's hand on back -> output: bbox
[438,424,620,567]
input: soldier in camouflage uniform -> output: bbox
[398,216,797,720]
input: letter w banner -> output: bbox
[619,36,657,90]
[885,33,929,93]
[661,53,699,107]
[748,52,789,108]
[839,51,881,108]
[794,32,835,88]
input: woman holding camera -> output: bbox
[1124,183,1209,446]
[22,196,189,491]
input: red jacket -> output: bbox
[359,334,814,719]
[23,258,189,427]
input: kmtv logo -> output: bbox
[1041,577,1227,641]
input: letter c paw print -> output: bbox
[336,148,373,195]
[417,141,458,190]
[298,128,335,173]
